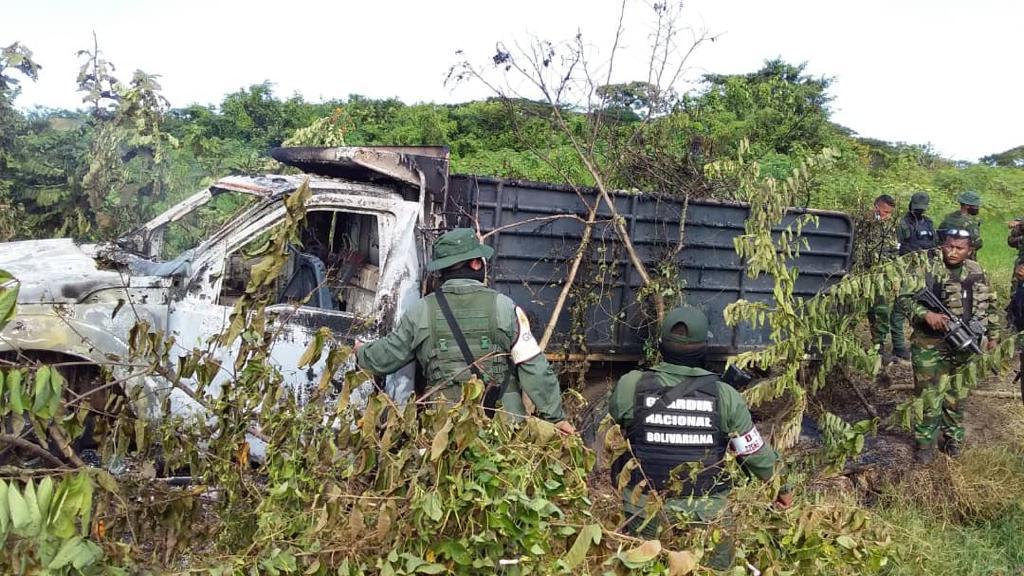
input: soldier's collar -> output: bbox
[652,362,715,377]
[439,278,488,292]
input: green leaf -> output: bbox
[0,270,19,329]
[33,365,52,417]
[0,479,9,534]
[8,369,24,414]
[415,564,447,574]
[8,482,31,533]
[48,535,85,569]
[422,491,443,522]
[23,479,42,536]
[563,523,602,569]
[36,476,54,520]
[72,539,103,569]
[836,535,857,549]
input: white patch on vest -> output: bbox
[511,306,542,364]
[643,413,713,428]
[643,395,714,412]
[645,431,715,445]
[729,426,764,456]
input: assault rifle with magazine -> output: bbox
[914,286,984,355]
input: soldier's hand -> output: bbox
[925,312,950,331]
[1015,264,1024,282]
[554,420,577,436]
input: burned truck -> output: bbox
[0,146,853,422]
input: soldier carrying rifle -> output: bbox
[897,229,1001,463]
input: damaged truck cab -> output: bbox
[0,147,447,419]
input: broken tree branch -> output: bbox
[540,203,600,349]
[48,424,86,468]
[0,433,67,468]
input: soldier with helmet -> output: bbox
[355,228,575,434]
[608,306,790,569]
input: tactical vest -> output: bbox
[899,214,935,255]
[922,265,986,338]
[424,288,512,399]
[611,372,729,495]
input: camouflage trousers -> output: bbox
[868,297,908,355]
[911,341,964,447]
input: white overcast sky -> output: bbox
[4,0,1022,161]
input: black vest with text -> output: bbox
[611,372,729,495]
[899,213,936,255]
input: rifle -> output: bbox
[913,287,985,355]
[721,364,756,391]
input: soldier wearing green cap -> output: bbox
[939,191,983,254]
[607,306,789,569]
[355,228,575,434]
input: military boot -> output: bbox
[914,444,936,465]
[940,437,961,458]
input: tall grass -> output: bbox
[976,211,1019,296]
[876,446,1024,575]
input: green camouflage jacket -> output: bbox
[898,258,1000,345]
[852,212,899,271]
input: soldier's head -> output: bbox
[660,306,710,368]
[909,192,930,217]
[427,228,494,281]
[941,232,972,266]
[957,191,981,216]
[873,195,895,221]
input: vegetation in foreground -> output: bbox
[1,10,1023,573]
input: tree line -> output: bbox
[1,40,1022,246]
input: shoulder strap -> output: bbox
[434,287,503,413]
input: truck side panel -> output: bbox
[443,175,854,362]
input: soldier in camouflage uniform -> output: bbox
[1008,217,1024,292]
[853,195,907,361]
[355,228,575,434]
[898,231,1000,463]
[938,191,983,255]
